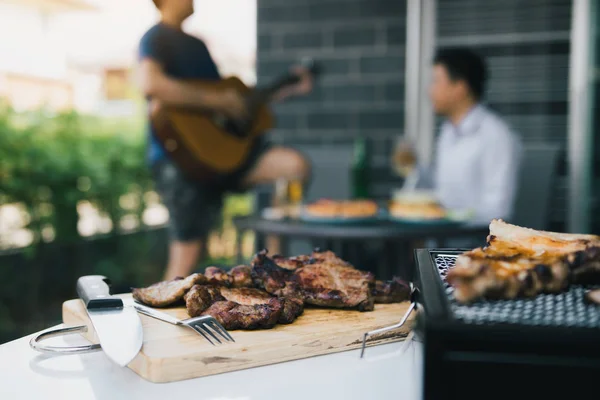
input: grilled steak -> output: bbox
[183,285,224,317]
[132,273,206,307]
[204,266,232,287]
[229,265,253,288]
[251,251,299,297]
[219,287,303,324]
[252,249,375,311]
[272,249,353,271]
[372,278,411,303]
[201,300,282,330]
[184,285,302,328]
[447,219,600,303]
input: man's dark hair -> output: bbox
[433,48,488,99]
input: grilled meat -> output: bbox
[252,249,375,311]
[272,249,353,271]
[219,287,303,324]
[447,219,600,303]
[184,285,302,328]
[204,266,232,287]
[272,255,306,270]
[372,278,411,303]
[132,273,206,307]
[229,265,253,288]
[201,300,282,330]
[295,262,375,311]
[251,250,299,297]
[183,285,224,317]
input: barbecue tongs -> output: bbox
[360,284,419,358]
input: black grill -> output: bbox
[433,253,600,329]
[415,249,600,400]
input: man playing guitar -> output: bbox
[139,0,313,280]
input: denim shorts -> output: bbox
[152,138,271,242]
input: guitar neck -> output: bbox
[254,60,319,104]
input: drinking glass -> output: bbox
[392,136,419,191]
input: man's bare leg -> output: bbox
[163,239,202,280]
[242,146,311,186]
[243,147,311,256]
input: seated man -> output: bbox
[398,47,522,224]
[138,0,312,280]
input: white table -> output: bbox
[0,326,423,400]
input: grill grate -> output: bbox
[434,253,600,329]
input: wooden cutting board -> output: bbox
[62,294,413,383]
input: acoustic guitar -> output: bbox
[151,60,320,181]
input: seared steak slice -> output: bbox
[311,248,354,267]
[295,262,375,311]
[229,265,253,288]
[184,285,300,328]
[251,250,300,297]
[372,278,411,303]
[204,266,232,287]
[272,255,306,270]
[201,300,282,330]
[132,273,206,307]
[252,249,375,311]
[219,287,303,324]
[184,285,225,317]
[271,249,353,271]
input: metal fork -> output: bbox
[128,300,235,345]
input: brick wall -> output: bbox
[257,0,406,181]
[435,0,572,230]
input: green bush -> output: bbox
[0,103,256,343]
[0,102,151,244]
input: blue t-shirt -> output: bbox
[138,23,221,164]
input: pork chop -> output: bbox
[204,266,232,287]
[372,277,411,303]
[447,219,600,303]
[200,300,282,330]
[229,265,253,288]
[132,273,206,307]
[252,249,375,311]
[184,285,302,328]
[219,287,303,324]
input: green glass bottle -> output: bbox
[351,137,370,199]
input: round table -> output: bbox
[233,216,488,279]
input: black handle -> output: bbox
[76,275,123,310]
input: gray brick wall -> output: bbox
[436,0,572,230]
[257,0,406,182]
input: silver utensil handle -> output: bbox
[132,302,182,326]
[29,325,102,355]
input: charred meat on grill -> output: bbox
[252,249,375,311]
[132,273,207,307]
[447,219,600,303]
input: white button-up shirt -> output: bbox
[421,104,522,225]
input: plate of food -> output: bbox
[300,199,381,224]
[387,200,471,225]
